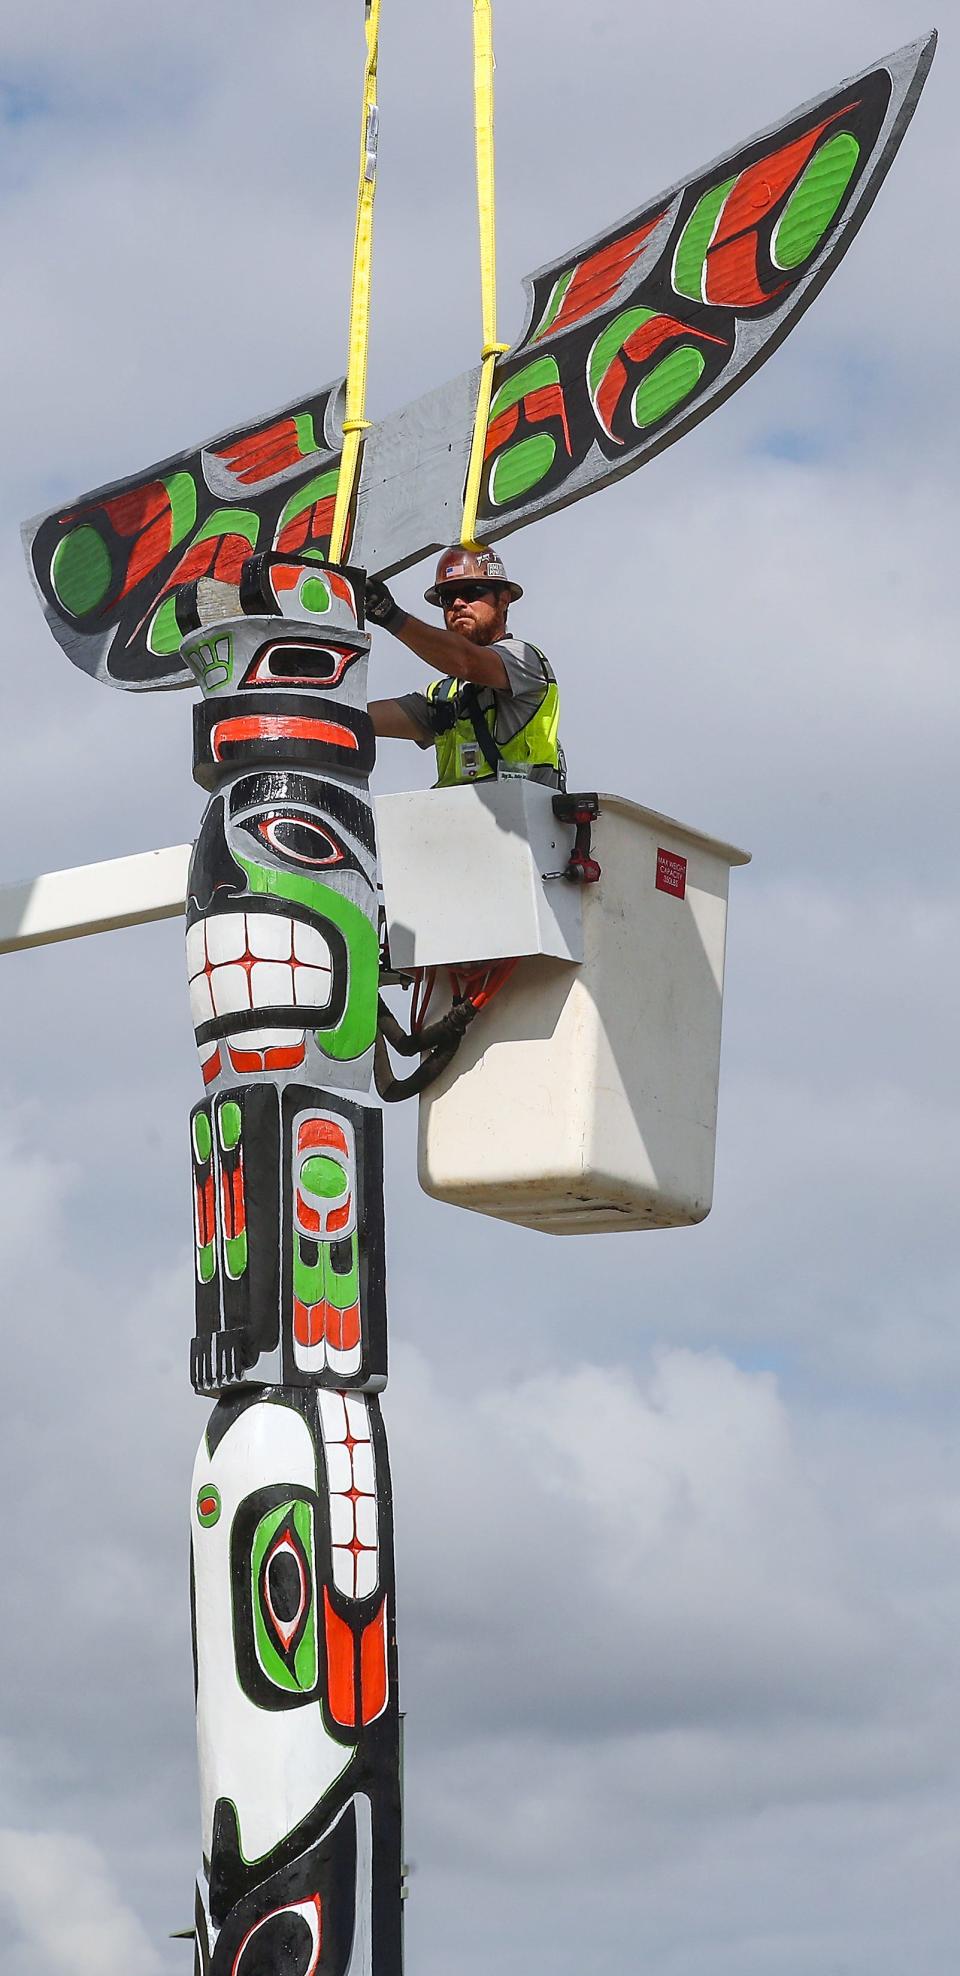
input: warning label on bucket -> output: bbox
[656,848,687,899]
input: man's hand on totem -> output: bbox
[365,576,408,633]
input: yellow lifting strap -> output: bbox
[460,0,510,550]
[329,0,382,567]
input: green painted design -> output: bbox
[199,1245,216,1283]
[294,1238,325,1305]
[147,595,182,657]
[489,355,561,424]
[235,854,379,1061]
[301,1155,347,1201]
[631,347,706,427]
[218,1101,242,1152]
[326,1234,360,1313]
[489,434,557,505]
[193,1112,213,1163]
[196,1484,222,1528]
[277,469,339,537]
[292,413,318,457]
[250,1500,318,1694]
[187,629,234,692]
[672,177,735,300]
[225,1231,248,1279]
[148,508,260,655]
[299,576,331,615]
[534,268,573,340]
[588,307,655,398]
[192,506,260,550]
[772,132,861,270]
[51,526,112,617]
[163,470,198,545]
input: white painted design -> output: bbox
[186,913,334,1040]
[206,915,246,964]
[320,1392,379,1601]
[247,912,293,960]
[229,1026,305,1052]
[192,1400,352,1865]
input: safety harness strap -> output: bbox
[329,0,382,565]
[460,0,509,550]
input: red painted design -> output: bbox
[656,847,687,899]
[220,1160,246,1240]
[275,497,339,558]
[195,1174,215,1248]
[595,312,726,438]
[534,215,666,339]
[294,1298,324,1347]
[483,388,571,464]
[210,715,359,759]
[227,1040,307,1074]
[705,105,858,307]
[483,405,519,460]
[211,420,313,488]
[325,1302,361,1352]
[64,482,177,606]
[323,1588,356,1726]
[130,530,254,647]
[201,1047,222,1086]
[360,1600,388,1722]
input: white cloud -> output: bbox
[0,1828,165,1976]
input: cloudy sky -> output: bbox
[1,1,957,1970]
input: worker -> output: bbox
[366,547,562,787]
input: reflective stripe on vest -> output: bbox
[425,651,560,788]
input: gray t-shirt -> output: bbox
[396,639,559,787]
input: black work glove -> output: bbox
[365,575,408,633]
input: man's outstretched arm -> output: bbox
[366,579,508,690]
[369,699,431,742]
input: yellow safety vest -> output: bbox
[425,652,561,788]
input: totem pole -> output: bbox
[181,552,399,1971]
[19,32,934,1974]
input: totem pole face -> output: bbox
[184,560,379,1096]
[183,560,387,1397]
[190,1386,395,1976]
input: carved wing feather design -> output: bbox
[22,33,935,691]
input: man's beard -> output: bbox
[455,612,509,647]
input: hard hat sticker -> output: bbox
[656,848,687,899]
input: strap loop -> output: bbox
[329,0,382,566]
[460,0,506,550]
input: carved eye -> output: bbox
[233,1895,323,1976]
[251,1501,318,1694]
[263,1528,308,1652]
[256,813,344,866]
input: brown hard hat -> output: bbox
[424,545,523,607]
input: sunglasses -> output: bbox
[438,582,500,607]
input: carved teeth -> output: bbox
[210,963,249,1017]
[205,916,246,964]
[320,1390,378,1602]
[186,913,334,1031]
[186,922,205,976]
[293,922,334,966]
[190,975,215,1026]
[247,913,293,960]
[294,966,333,1008]
[251,961,293,1006]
